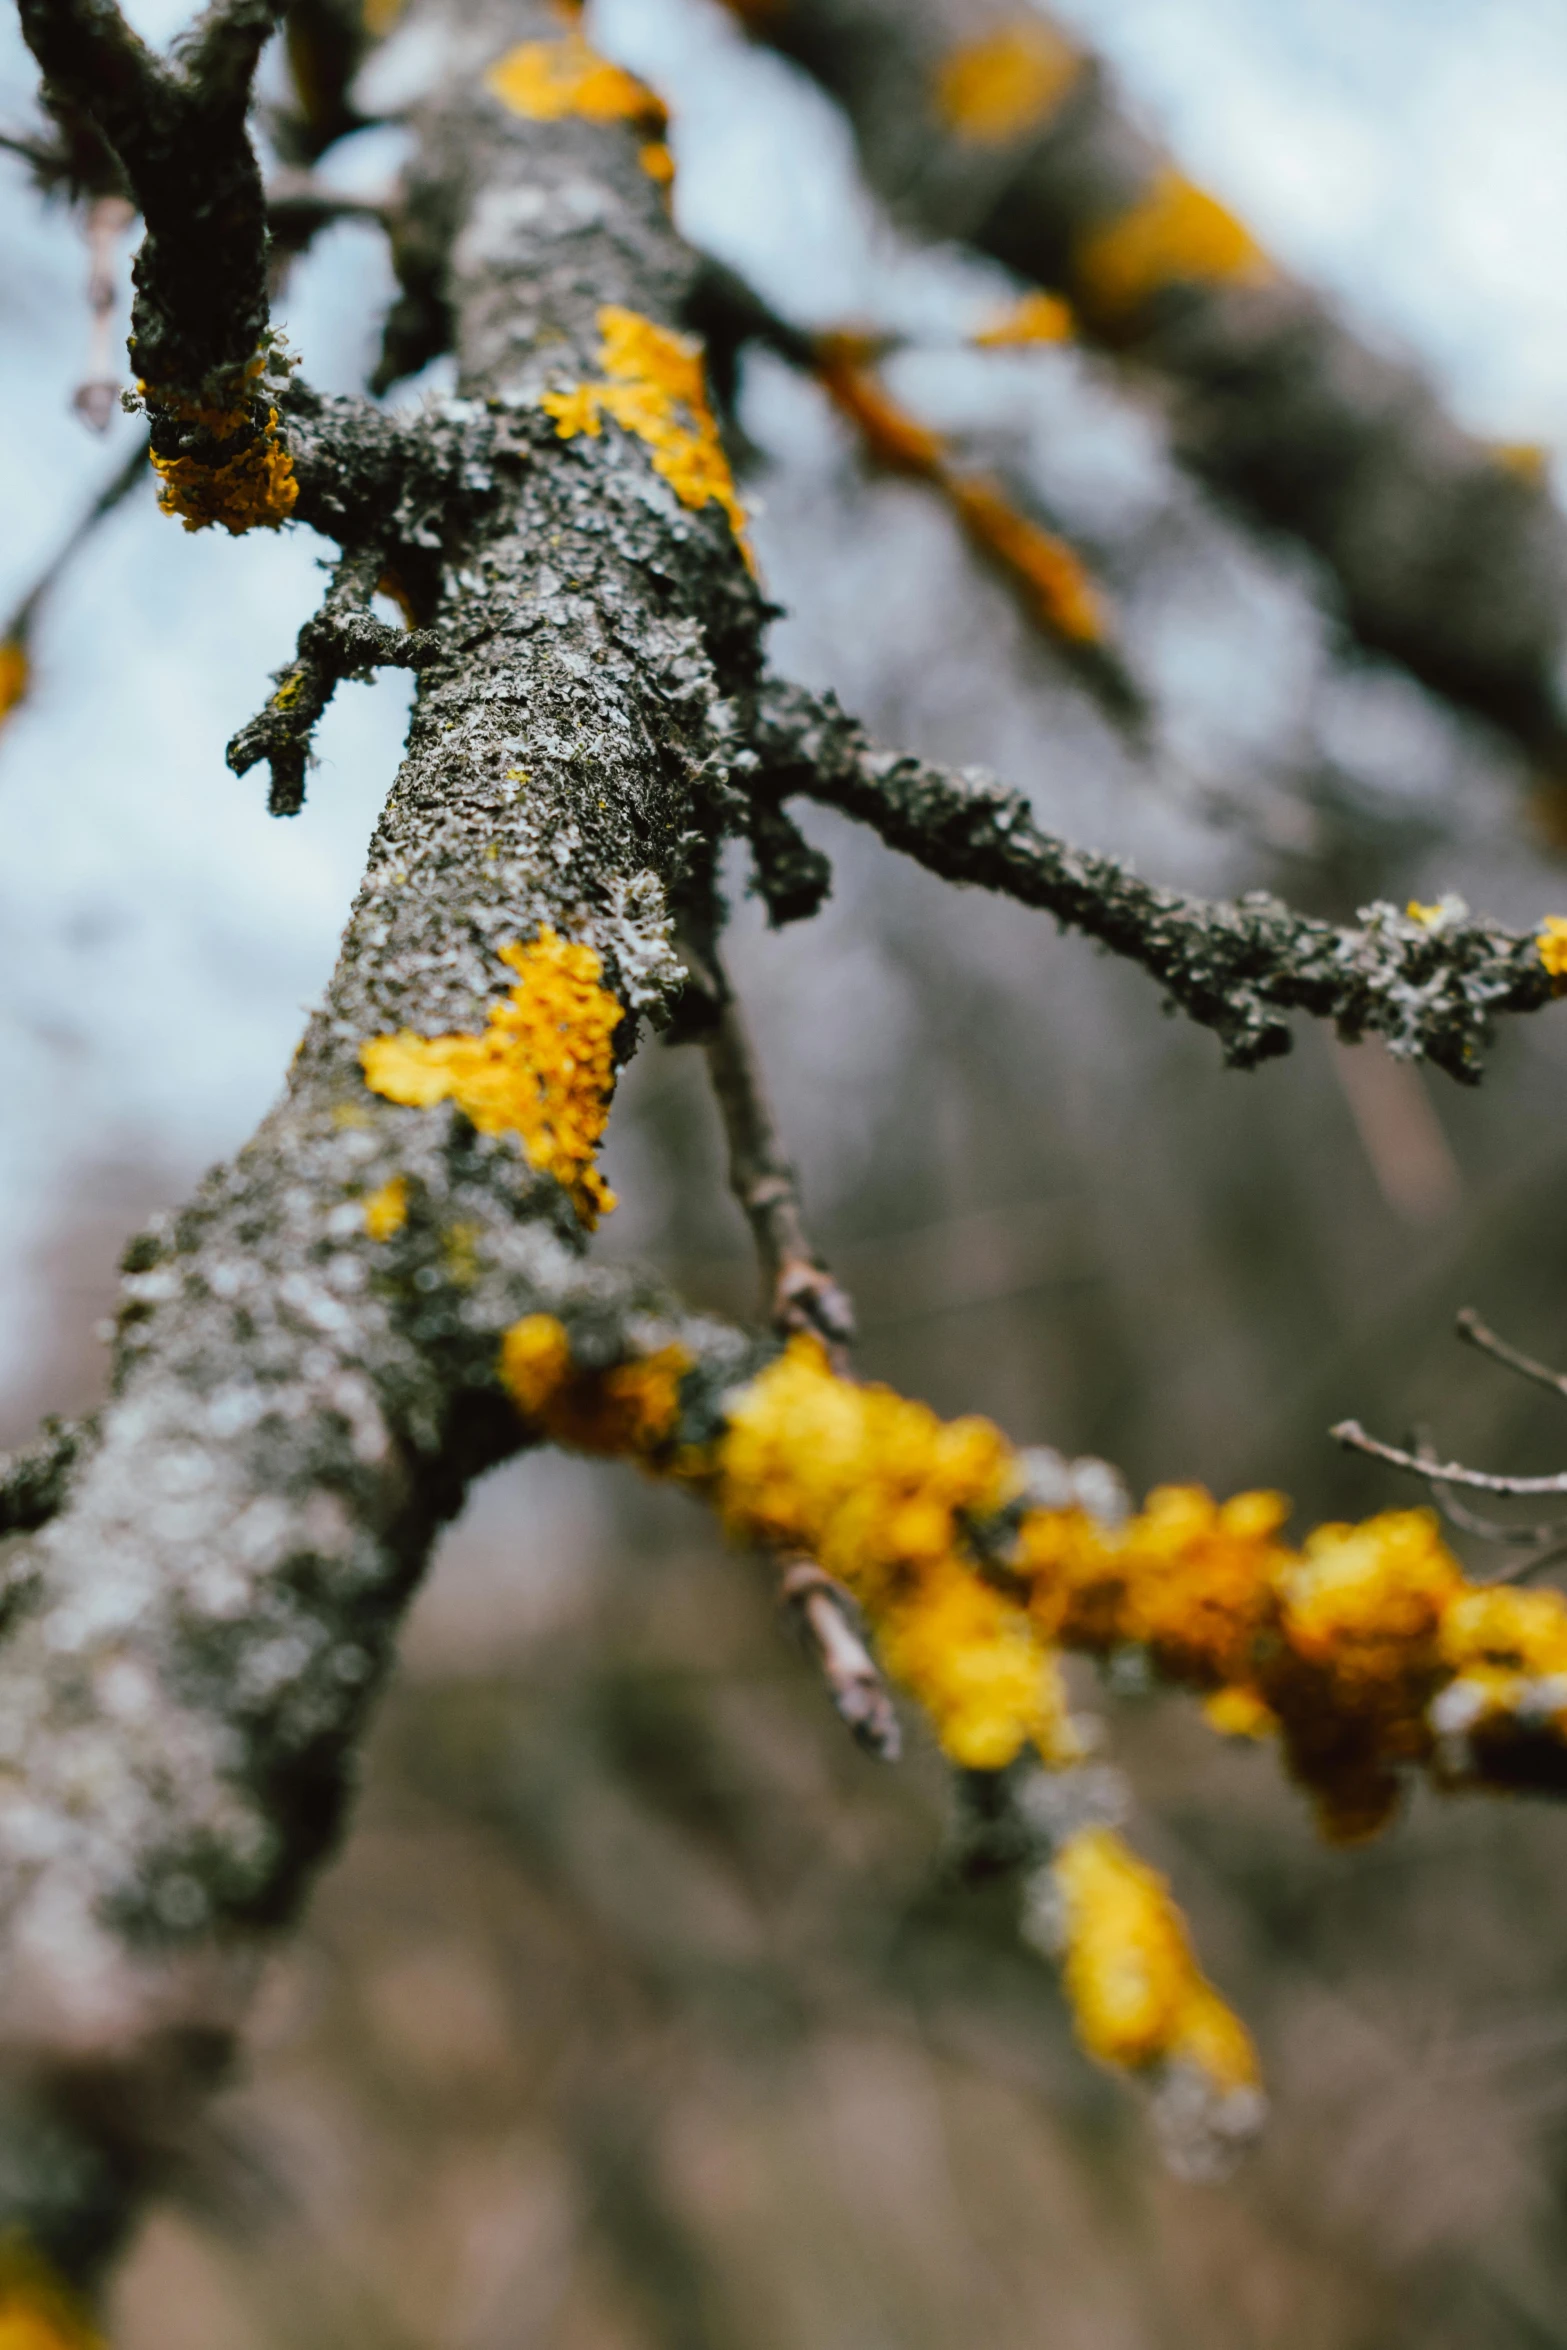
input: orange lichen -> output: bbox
[486,32,666,131]
[1073,171,1273,327]
[934,21,1081,145]
[359,928,622,1227]
[362,1175,408,1241]
[0,2237,102,2349]
[1052,1826,1259,2088]
[541,306,752,563]
[1537,913,1567,985]
[972,290,1075,346]
[814,338,1106,647]
[639,140,676,187]
[817,338,1108,643]
[947,476,1105,643]
[500,1313,691,1454]
[0,637,27,730]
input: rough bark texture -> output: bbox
[0,1,771,2290]
[758,681,1557,1080]
[7,0,1567,2313]
[726,0,1567,767]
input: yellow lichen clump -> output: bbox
[542,306,753,564]
[1537,913,1567,984]
[493,1325,1567,1838]
[500,1312,692,1454]
[489,1323,1567,2111]
[972,291,1075,347]
[0,637,27,730]
[0,2237,102,2349]
[934,21,1081,144]
[360,928,622,1227]
[362,1175,408,1241]
[1073,171,1273,327]
[143,360,299,534]
[1052,1826,1259,2090]
[486,30,667,128]
[813,338,1106,647]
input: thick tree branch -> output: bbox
[722,0,1567,768]
[752,680,1557,1079]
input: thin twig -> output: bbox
[700,969,855,1360]
[1454,1307,1567,1403]
[1332,1420,1567,1496]
[1408,1426,1567,1547]
[779,1561,901,1759]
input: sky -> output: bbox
[1,0,1566,1406]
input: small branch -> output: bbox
[1,430,149,729]
[779,1561,901,1758]
[226,544,442,813]
[700,969,855,1357]
[0,1416,88,1538]
[1455,1307,1567,1403]
[752,680,1556,1081]
[72,190,135,429]
[742,793,832,927]
[1332,1420,1567,1496]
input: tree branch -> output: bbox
[1332,1421,1567,1496]
[752,680,1557,1080]
[724,0,1567,768]
[225,543,443,813]
[699,962,855,1355]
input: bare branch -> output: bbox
[699,968,855,1356]
[753,680,1556,1081]
[1454,1306,1567,1403]
[1332,1420,1567,1496]
[0,430,149,730]
[779,1561,901,1758]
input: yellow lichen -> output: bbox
[542,306,753,564]
[934,21,1081,145]
[1538,913,1567,984]
[1052,1826,1259,2088]
[143,360,299,534]
[499,1312,691,1455]
[639,139,676,186]
[0,636,27,730]
[486,32,666,130]
[972,290,1075,346]
[1493,440,1549,484]
[1073,171,1272,327]
[362,1175,408,1240]
[0,2237,102,2349]
[359,928,622,1227]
